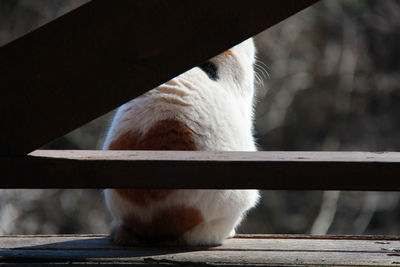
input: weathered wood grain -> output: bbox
[2,234,400,251]
[29,150,400,162]
[1,150,400,189]
[1,234,400,266]
[0,0,319,156]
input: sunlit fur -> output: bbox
[103,38,259,246]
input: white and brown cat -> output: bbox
[103,38,259,246]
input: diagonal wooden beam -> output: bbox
[2,150,399,190]
[0,0,319,156]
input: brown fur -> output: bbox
[107,119,200,244]
[108,119,196,151]
[111,205,203,246]
[107,119,196,206]
[108,130,141,150]
[115,189,174,207]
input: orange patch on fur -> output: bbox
[115,189,174,207]
[140,119,196,150]
[107,119,196,151]
[223,49,233,56]
[107,119,197,206]
[122,205,203,245]
[108,131,141,150]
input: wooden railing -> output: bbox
[2,150,400,190]
[2,1,400,266]
[0,0,318,156]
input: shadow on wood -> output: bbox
[1,234,400,265]
[0,235,214,264]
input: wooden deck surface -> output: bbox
[1,234,400,266]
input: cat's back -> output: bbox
[103,39,259,246]
[104,75,255,151]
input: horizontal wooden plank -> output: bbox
[29,150,400,162]
[0,0,318,156]
[2,150,400,189]
[1,234,400,266]
[3,234,400,251]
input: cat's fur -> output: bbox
[103,38,259,246]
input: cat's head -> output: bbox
[197,38,256,97]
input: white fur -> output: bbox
[104,38,259,246]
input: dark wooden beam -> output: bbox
[1,150,399,190]
[0,0,319,156]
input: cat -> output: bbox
[103,38,259,246]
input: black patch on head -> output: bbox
[198,61,218,80]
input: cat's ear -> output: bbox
[198,61,219,81]
[208,39,255,91]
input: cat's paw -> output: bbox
[110,223,140,247]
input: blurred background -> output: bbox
[1,0,400,236]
